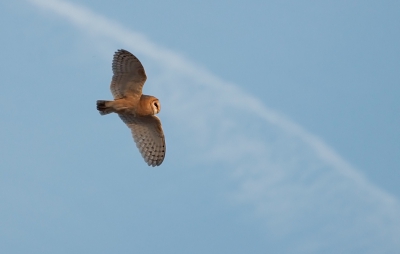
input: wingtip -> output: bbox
[146,159,163,167]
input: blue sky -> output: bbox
[1,0,399,253]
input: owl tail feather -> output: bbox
[96,100,113,115]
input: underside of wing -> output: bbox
[119,114,166,167]
[110,49,147,99]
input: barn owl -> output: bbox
[96,49,166,167]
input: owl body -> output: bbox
[96,49,166,167]
[98,94,159,117]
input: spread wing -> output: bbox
[110,49,147,99]
[119,114,166,167]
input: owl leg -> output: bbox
[96,100,114,115]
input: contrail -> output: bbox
[28,0,400,252]
[28,0,383,196]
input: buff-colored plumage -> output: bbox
[96,49,166,167]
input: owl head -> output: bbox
[151,99,161,115]
[139,95,161,115]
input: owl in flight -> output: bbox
[96,49,166,167]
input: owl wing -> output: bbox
[110,49,147,99]
[119,114,166,167]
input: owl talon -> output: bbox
[96,100,112,115]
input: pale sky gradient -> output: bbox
[1,0,399,253]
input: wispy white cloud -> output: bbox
[28,0,400,252]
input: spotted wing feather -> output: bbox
[110,49,147,99]
[119,114,166,167]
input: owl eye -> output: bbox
[153,102,159,109]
